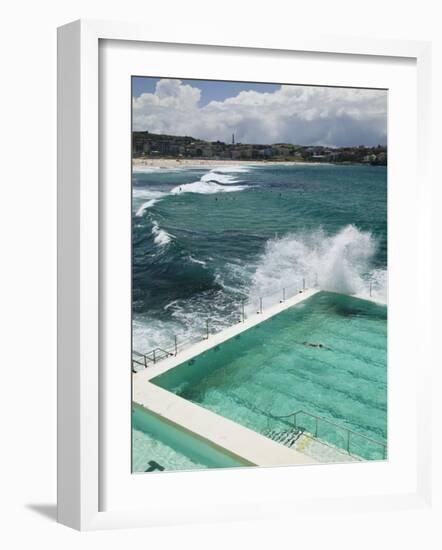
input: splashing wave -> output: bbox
[248,225,387,303]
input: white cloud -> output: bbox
[133,79,387,146]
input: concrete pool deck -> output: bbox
[133,381,318,467]
[132,288,322,467]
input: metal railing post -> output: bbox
[138,274,324,366]
[272,409,386,460]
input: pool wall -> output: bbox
[133,380,317,467]
[133,404,251,470]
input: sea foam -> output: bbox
[248,225,387,303]
[210,165,252,173]
[170,169,247,195]
[134,190,167,216]
[151,220,173,247]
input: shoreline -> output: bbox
[132,157,382,170]
[132,157,333,170]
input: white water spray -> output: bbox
[151,220,173,247]
[170,170,247,195]
[248,225,387,303]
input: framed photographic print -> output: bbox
[57,20,433,530]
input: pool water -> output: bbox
[152,292,387,461]
[132,404,248,472]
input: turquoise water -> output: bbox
[132,163,387,352]
[151,292,387,460]
[132,404,248,472]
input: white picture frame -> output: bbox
[57,19,433,531]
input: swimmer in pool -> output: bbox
[302,342,332,350]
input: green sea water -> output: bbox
[132,163,387,352]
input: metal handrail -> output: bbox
[271,409,387,459]
[132,276,317,370]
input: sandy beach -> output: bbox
[132,158,262,168]
[132,157,308,170]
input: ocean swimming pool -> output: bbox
[151,291,387,461]
[132,403,249,472]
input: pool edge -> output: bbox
[134,287,320,382]
[133,382,318,467]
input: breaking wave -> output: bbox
[134,167,250,219]
[134,190,167,216]
[187,255,207,266]
[210,165,252,173]
[132,225,387,352]
[151,220,173,247]
[170,170,247,195]
[248,225,387,303]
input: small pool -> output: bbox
[151,292,387,461]
[132,403,249,472]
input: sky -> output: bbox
[132,77,387,147]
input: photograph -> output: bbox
[131,76,388,473]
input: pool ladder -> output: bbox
[268,409,387,459]
[264,427,304,448]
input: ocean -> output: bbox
[132,163,387,354]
